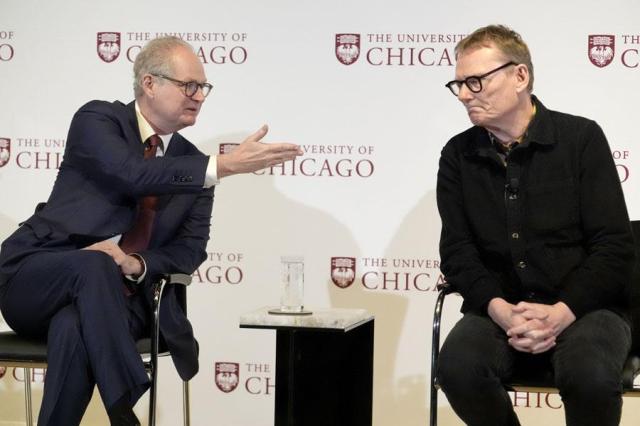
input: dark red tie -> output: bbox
[119,135,162,254]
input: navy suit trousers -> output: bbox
[0,249,151,426]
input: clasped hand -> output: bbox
[488,298,576,354]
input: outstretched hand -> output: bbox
[217,125,302,178]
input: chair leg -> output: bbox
[182,380,190,426]
[149,279,164,426]
[429,288,447,426]
[148,363,157,426]
[23,367,34,426]
[429,382,438,426]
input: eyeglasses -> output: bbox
[445,62,516,96]
[151,73,213,98]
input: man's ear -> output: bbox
[142,74,155,98]
[514,64,530,93]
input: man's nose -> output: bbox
[192,87,206,102]
[457,83,474,102]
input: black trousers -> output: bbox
[0,249,151,426]
[437,310,631,426]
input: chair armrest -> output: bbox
[436,281,454,295]
[151,274,192,309]
[167,273,192,287]
[431,283,451,377]
[622,354,640,390]
[149,273,193,360]
[431,282,456,362]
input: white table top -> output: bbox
[239,306,374,332]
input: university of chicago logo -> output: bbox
[588,35,615,68]
[0,138,10,167]
[335,34,360,65]
[331,257,356,288]
[215,362,239,393]
[97,32,121,63]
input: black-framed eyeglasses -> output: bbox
[151,73,213,98]
[445,62,516,96]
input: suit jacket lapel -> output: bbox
[165,133,185,157]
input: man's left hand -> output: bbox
[506,302,576,354]
[83,240,143,277]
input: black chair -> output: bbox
[0,273,192,426]
[429,221,640,426]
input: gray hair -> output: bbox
[133,36,194,98]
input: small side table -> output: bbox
[240,307,374,426]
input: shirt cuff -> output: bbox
[204,155,220,188]
[124,253,147,283]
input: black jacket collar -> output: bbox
[463,95,556,159]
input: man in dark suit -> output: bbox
[0,36,301,425]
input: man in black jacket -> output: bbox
[436,25,633,426]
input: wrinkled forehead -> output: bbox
[455,44,508,78]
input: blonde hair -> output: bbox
[456,25,534,92]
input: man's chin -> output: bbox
[181,116,198,127]
[467,112,484,126]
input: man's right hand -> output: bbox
[487,297,527,332]
[217,125,302,178]
[488,297,557,354]
[82,240,144,277]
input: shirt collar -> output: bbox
[134,102,172,152]
[464,96,553,159]
[487,102,537,149]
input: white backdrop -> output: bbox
[1,0,639,425]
